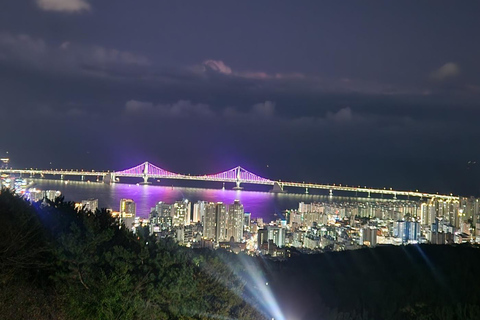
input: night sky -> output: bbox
[1,1,479,195]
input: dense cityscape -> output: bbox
[2,168,479,259]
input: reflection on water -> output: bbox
[30,179,411,222]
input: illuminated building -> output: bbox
[203,202,228,242]
[81,198,98,212]
[172,200,191,227]
[360,227,377,247]
[193,201,207,223]
[244,212,251,232]
[120,198,136,230]
[393,220,420,243]
[227,200,244,242]
[149,202,173,235]
[215,202,227,242]
[44,190,61,201]
[203,202,217,240]
[0,158,9,169]
[258,226,286,248]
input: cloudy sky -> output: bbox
[1,0,479,195]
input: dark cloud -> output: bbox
[430,62,460,81]
[35,0,91,13]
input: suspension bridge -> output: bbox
[0,161,458,200]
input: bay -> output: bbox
[29,179,410,222]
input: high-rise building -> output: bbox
[227,200,244,242]
[149,202,173,235]
[393,220,420,243]
[120,198,136,216]
[257,228,269,249]
[257,226,286,249]
[155,201,173,217]
[244,212,251,232]
[172,200,191,227]
[120,199,136,230]
[268,226,286,247]
[203,202,228,242]
[360,227,377,247]
[81,198,98,212]
[215,202,227,242]
[193,201,207,223]
[203,202,217,240]
[44,190,61,201]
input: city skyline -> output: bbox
[1,1,480,197]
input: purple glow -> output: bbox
[115,162,272,184]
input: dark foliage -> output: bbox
[265,245,480,320]
[0,190,265,320]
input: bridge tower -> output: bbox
[142,162,150,184]
[103,173,114,184]
[270,181,285,193]
[233,166,243,190]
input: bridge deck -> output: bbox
[0,164,459,201]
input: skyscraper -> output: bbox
[120,198,136,216]
[81,198,98,212]
[193,201,207,224]
[120,198,136,230]
[227,200,244,242]
[244,212,251,232]
[203,202,217,240]
[149,201,173,235]
[172,200,191,227]
[203,202,227,242]
[215,202,227,242]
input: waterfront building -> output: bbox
[81,198,98,212]
[119,198,136,230]
[44,190,61,201]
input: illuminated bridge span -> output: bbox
[1,161,458,200]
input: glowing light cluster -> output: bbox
[206,166,272,183]
[115,162,180,177]
[114,162,272,183]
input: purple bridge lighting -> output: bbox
[0,162,459,199]
[114,161,272,189]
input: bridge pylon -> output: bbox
[232,166,244,190]
[270,181,285,193]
